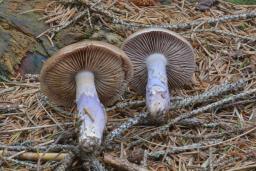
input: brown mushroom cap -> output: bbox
[122,28,195,94]
[40,41,133,107]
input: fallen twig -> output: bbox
[129,88,256,147]
[0,150,67,161]
[105,79,246,142]
[183,29,256,41]
[0,144,77,152]
[113,11,256,29]
[177,118,226,128]
[171,79,246,109]
[0,102,24,112]
[105,111,148,143]
[1,157,46,169]
[0,144,106,171]
[103,153,148,171]
[58,0,256,31]
[106,100,145,112]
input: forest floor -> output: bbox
[0,0,256,171]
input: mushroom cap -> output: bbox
[122,28,195,94]
[40,41,133,107]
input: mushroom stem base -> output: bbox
[146,53,170,122]
[76,71,106,151]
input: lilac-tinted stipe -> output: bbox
[146,54,170,117]
[75,71,106,149]
[77,93,106,144]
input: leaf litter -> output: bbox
[0,0,256,170]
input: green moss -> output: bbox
[227,0,256,5]
[238,23,249,31]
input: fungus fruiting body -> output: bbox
[75,71,106,148]
[145,53,170,115]
[122,28,195,122]
[40,41,133,150]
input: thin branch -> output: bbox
[1,157,59,169]
[0,144,106,171]
[103,153,148,171]
[106,100,145,112]
[0,103,24,112]
[0,144,77,152]
[183,29,256,41]
[170,79,246,109]
[58,0,256,31]
[129,88,256,147]
[0,150,67,161]
[113,11,256,29]
[1,157,43,169]
[176,118,226,128]
[105,79,246,142]
[105,111,148,143]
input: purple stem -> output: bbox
[75,71,106,150]
[146,53,170,119]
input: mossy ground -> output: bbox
[228,0,256,5]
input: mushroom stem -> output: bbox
[75,71,106,150]
[146,53,170,119]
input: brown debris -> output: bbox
[128,0,158,6]
[104,153,148,171]
[0,0,256,170]
[127,148,144,164]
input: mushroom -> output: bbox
[122,28,195,122]
[40,41,133,150]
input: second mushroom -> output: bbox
[122,28,195,122]
[40,41,133,151]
